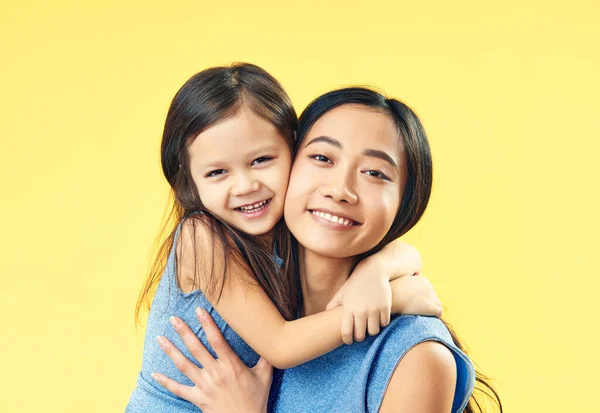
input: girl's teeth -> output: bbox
[240,200,268,211]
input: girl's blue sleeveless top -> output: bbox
[126,221,267,412]
[269,315,476,413]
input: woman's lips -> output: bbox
[308,209,361,230]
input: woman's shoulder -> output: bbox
[366,316,475,413]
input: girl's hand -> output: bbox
[390,274,442,317]
[326,241,423,344]
[152,308,272,413]
[326,256,393,344]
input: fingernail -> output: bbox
[151,373,162,383]
[156,336,167,348]
[196,307,206,320]
[169,316,181,328]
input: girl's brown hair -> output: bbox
[135,63,299,324]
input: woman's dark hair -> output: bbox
[136,63,299,323]
[294,87,502,413]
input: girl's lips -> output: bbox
[235,198,272,219]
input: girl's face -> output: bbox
[284,104,406,258]
[188,105,292,238]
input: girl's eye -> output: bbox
[310,154,332,164]
[364,170,390,181]
[206,169,227,178]
[252,156,273,166]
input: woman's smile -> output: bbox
[308,208,361,230]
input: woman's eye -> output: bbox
[252,156,273,166]
[364,170,390,181]
[310,154,332,164]
[206,169,227,178]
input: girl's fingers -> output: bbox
[367,313,380,336]
[152,372,198,403]
[380,310,391,328]
[157,336,202,382]
[341,312,354,345]
[169,316,215,369]
[353,313,367,343]
[196,308,244,371]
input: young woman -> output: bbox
[154,87,503,413]
[127,65,444,412]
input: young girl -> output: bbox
[152,87,502,413]
[126,64,442,412]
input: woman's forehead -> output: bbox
[303,104,402,154]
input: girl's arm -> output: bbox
[178,218,344,369]
[178,219,431,369]
[326,239,425,343]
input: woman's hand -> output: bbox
[152,308,272,413]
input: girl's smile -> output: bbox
[188,105,292,237]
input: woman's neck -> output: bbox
[298,247,354,317]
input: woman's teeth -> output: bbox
[311,210,354,226]
[239,199,269,212]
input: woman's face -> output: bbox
[284,104,407,258]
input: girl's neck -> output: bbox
[298,247,353,317]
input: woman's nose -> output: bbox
[318,170,358,204]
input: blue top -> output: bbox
[126,220,263,412]
[269,315,475,413]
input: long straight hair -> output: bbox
[135,63,299,324]
[294,87,502,413]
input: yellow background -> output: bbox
[1,1,598,411]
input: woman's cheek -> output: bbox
[365,187,400,228]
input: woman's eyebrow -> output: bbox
[305,136,342,149]
[362,148,397,169]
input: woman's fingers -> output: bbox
[169,316,215,369]
[156,336,202,381]
[152,372,198,403]
[196,308,245,371]
[252,357,274,387]
[367,313,380,336]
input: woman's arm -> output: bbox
[379,341,457,413]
